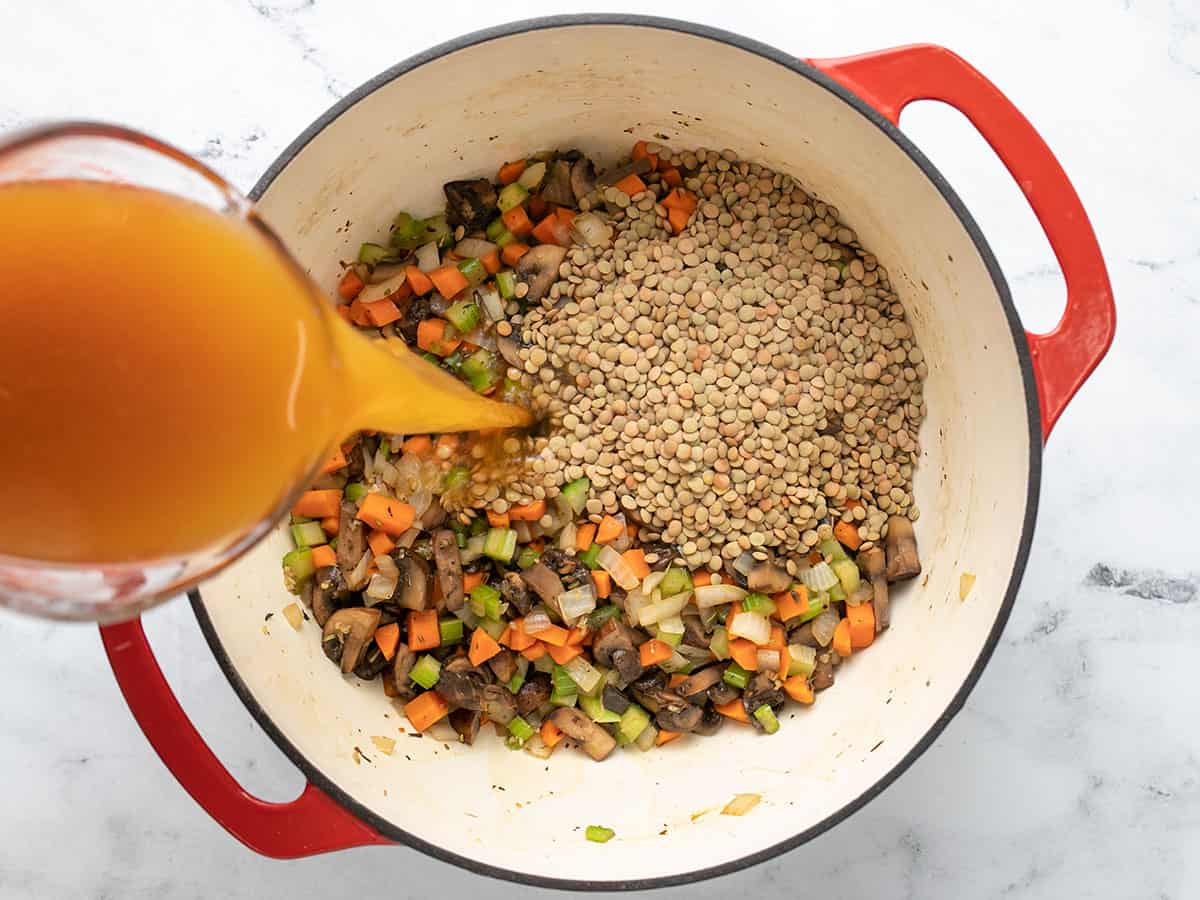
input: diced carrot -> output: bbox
[501,205,533,236]
[834,520,863,551]
[367,529,396,558]
[846,602,876,649]
[469,627,502,666]
[729,638,759,671]
[591,570,611,599]
[832,618,852,658]
[546,642,583,665]
[639,639,673,667]
[528,537,545,553]
[434,434,459,456]
[487,510,510,528]
[784,675,815,705]
[845,498,863,511]
[361,297,402,327]
[661,166,682,188]
[348,298,371,327]
[509,500,546,521]
[401,434,432,456]
[501,242,530,265]
[662,187,698,214]
[808,551,824,566]
[407,610,440,651]
[336,305,353,324]
[310,544,336,569]
[621,549,651,580]
[528,194,548,220]
[767,625,786,650]
[540,719,565,750]
[404,690,449,732]
[293,489,341,519]
[667,206,691,235]
[338,269,365,300]
[319,446,348,475]
[374,622,401,661]
[356,493,416,537]
[630,140,659,170]
[500,618,538,652]
[319,516,339,537]
[714,698,750,722]
[529,622,569,646]
[595,515,624,544]
[567,626,589,645]
[429,265,469,300]
[498,159,527,184]
[773,586,809,622]
[692,570,713,587]
[613,174,647,197]
[554,207,576,227]
[518,642,545,662]
[480,250,501,275]
[463,571,486,593]
[576,522,597,550]
[402,265,433,296]
[668,673,688,688]
[626,523,638,541]
[531,213,570,246]
[416,318,462,356]
[656,729,682,746]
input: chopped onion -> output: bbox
[454,237,496,258]
[623,589,649,625]
[638,591,663,628]
[811,609,839,647]
[454,604,480,629]
[635,722,658,751]
[357,271,408,304]
[518,160,546,190]
[524,606,553,635]
[415,241,440,272]
[462,325,496,350]
[722,793,761,816]
[394,527,419,550]
[694,584,748,609]
[788,643,816,676]
[652,591,690,624]
[732,550,758,576]
[558,522,577,552]
[365,570,398,603]
[564,656,603,694]
[677,642,714,663]
[641,570,666,595]
[512,520,533,543]
[658,650,691,673]
[756,649,782,672]
[729,611,771,645]
[460,534,486,564]
[477,287,504,323]
[345,549,372,593]
[798,561,839,592]
[375,554,399,578]
[657,614,685,636]
[523,734,553,759]
[408,487,432,518]
[598,545,639,590]
[558,583,597,623]
[570,212,613,247]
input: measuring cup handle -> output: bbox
[809,44,1115,441]
[100,618,388,857]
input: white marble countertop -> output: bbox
[2,1,1196,897]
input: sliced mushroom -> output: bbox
[593,619,644,687]
[398,294,434,343]
[500,571,532,616]
[747,560,791,594]
[677,664,725,700]
[570,157,596,203]
[481,684,517,725]
[858,545,889,632]
[649,692,704,733]
[601,685,631,715]
[322,607,381,674]
[597,156,653,187]
[788,621,818,647]
[550,707,616,761]
[442,178,497,231]
[496,334,524,369]
[812,654,836,691]
[707,680,738,706]
[435,668,485,709]
[540,159,575,207]
[449,708,482,745]
[742,672,786,727]
[520,561,565,608]
[390,644,418,701]
[682,614,711,649]
[487,649,518,684]
[431,529,464,611]
[392,551,431,611]
[884,516,921,582]
[310,565,347,627]
[336,500,368,587]
[515,672,551,715]
[354,643,390,680]
[514,244,567,305]
[419,502,447,531]
[344,442,366,481]
[693,706,725,736]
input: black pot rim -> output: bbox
[192,12,1041,892]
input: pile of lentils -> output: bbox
[497,146,927,572]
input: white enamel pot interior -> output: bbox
[193,16,1039,889]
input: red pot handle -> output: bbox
[809,44,1115,441]
[100,618,390,858]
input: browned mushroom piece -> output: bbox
[707,680,739,706]
[431,529,464,611]
[309,565,347,627]
[392,552,431,611]
[435,668,485,709]
[677,664,725,701]
[570,157,596,203]
[514,244,567,305]
[883,516,921,583]
[449,708,482,745]
[550,707,617,761]
[857,544,890,632]
[354,643,390,680]
[649,692,703,733]
[592,619,644,687]
[390,645,418,701]
[499,571,532,616]
[742,672,786,727]
[693,707,725,736]
[515,672,551,716]
[519,561,566,608]
[481,684,518,725]
[747,560,791,594]
[442,178,497,230]
[419,502,447,530]
[336,500,368,587]
[787,621,818,647]
[812,654,836,691]
[496,334,524,369]
[601,685,630,714]
[322,607,381,674]
[487,649,518,684]
[597,156,653,187]
[540,159,575,206]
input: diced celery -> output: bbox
[443,465,470,491]
[493,229,514,248]
[659,567,693,597]
[469,583,502,619]
[507,715,535,744]
[409,655,441,689]
[577,543,601,570]
[420,351,441,365]
[485,218,507,241]
[497,182,529,212]
[819,537,850,562]
[461,349,501,393]
[290,514,313,525]
[587,604,622,630]
[516,546,541,569]
[483,527,517,562]
[831,559,861,594]
[478,618,506,641]
[357,242,393,266]
[550,689,578,708]
[828,583,846,603]
[496,270,517,299]
[551,664,577,696]
[723,661,751,689]
[507,671,526,694]
[742,592,776,616]
[439,617,464,645]
[290,521,326,549]
[585,825,615,844]
[560,477,591,514]
[580,692,621,724]
[281,547,315,593]
[710,626,730,660]
[787,643,817,677]
[618,704,651,743]
[389,211,424,249]
[445,297,481,333]
[753,704,780,734]
[797,592,828,624]
[469,516,489,536]
[655,625,683,648]
[419,214,452,248]
[457,257,487,288]
[344,482,368,504]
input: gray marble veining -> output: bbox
[1,0,1197,897]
